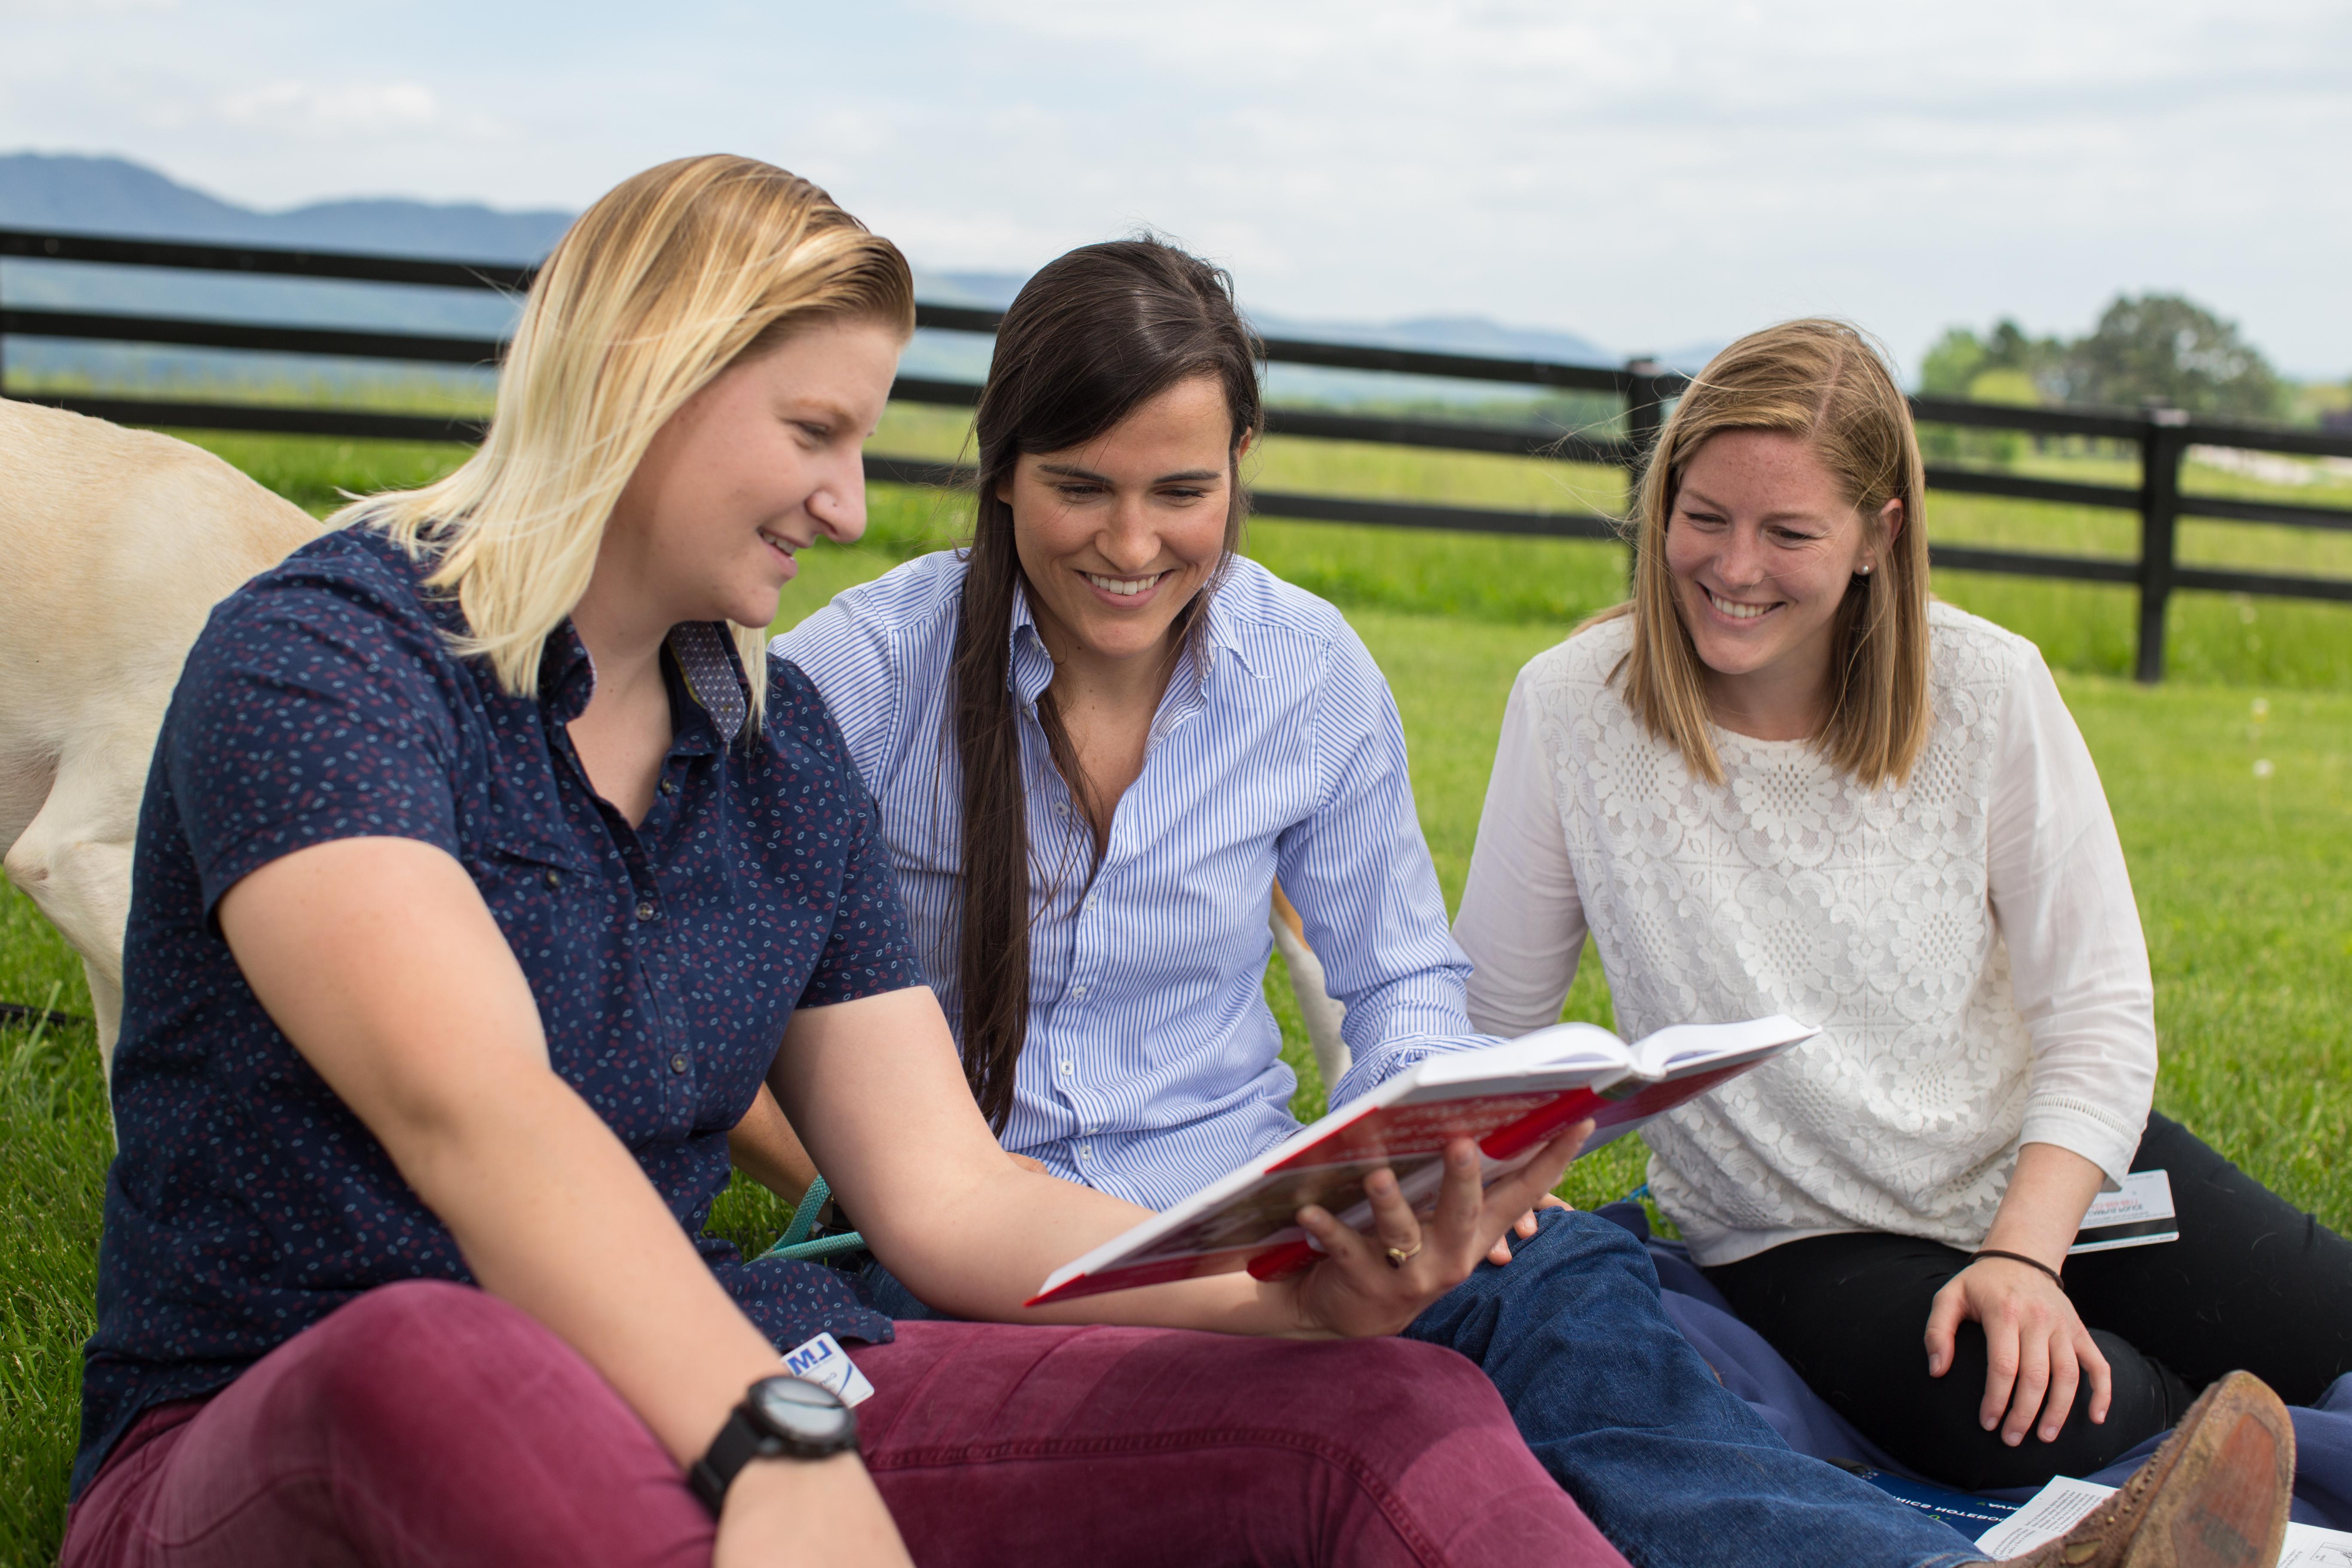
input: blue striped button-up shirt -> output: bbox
[775,550,1493,1210]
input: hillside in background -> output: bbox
[0,152,1685,408]
[0,151,572,259]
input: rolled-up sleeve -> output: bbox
[1987,648,2156,1186]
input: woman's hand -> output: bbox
[1925,1253,2112,1446]
[1488,1194,1573,1265]
[715,1454,910,1568]
[1285,1124,1591,1338]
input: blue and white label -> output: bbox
[782,1331,875,1408]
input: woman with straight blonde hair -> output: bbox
[61,155,1629,1568]
[1453,317,2348,1494]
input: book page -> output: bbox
[1625,1014,1816,1078]
[1975,1476,2352,1562]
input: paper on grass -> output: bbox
[1975,1475,2352,1563]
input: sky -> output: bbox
[3,0,2347,376]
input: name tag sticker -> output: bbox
[782,1332,876,1407]
[2068,1169,2179,1255]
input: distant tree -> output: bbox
[2058,294,2283,418]
[1920,319,2062,401]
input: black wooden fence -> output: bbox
[6,227,2350,683]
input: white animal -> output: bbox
[0,398,324,1078]
[1270,882,1349,1088]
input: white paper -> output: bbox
[1976,1475,2352,1562]
[1973,1476,2111,1554]
[781,1331,875,1408]
[2069,1169,2180,1255]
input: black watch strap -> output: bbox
[689,1376,859,1517]
[689,1407,773,1516]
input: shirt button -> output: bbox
[636,900,656,922]
[669,1054,689,1075]
[658,779,677,796]
[1059,1061,1074,1075]
[542,868,560,888]
[1070,984,1086,998]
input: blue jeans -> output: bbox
[1404,1209,1985,1568]
[860,1210,1988,1568]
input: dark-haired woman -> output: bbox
[61,159,1632,1568]
[766,237,2275,1568]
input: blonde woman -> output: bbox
[61,157,1620,1568]
[1452,318,2347,1495]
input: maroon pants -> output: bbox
[64,1281,1622,1568]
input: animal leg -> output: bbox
[3,736,145,1081]
[1269,882,1349,1088]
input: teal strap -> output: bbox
[764,1174,868,1264]
[781,1175,831,1249]
[768,1230,870,1263]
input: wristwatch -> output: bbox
[688,1374,859,1516]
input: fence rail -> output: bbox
[6,226,2351,680]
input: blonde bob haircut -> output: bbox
[347,154,914,721]
[1609,318,1931,790]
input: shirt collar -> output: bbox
[1003,569,1241,708]
[666,622,749,746]
[538,619,748,747]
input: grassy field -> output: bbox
[1,423,2349,1562]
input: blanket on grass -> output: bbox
[1591,1202,2352,1533]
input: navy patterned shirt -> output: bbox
[75,525,916,1498]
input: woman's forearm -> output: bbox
[730,1084,821,1207]
[402,1060,795,1463]
[1979,1141,2108,1269]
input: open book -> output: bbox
[1028,1014,1816,1305]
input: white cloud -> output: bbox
[0,0,2345,370]
[217,81,447,135]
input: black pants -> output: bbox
[1701,1113,2352,1491]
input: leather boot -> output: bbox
[2001,1370,2293,1567]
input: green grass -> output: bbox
[0,900,106,1568]
[3,423,2350,1562]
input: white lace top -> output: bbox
[1453,605,2156,1266]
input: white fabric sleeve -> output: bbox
[1452,663,1591,1038]
[1986,646,2157,1186]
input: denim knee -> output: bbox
[1409,1207,1664,1353]
[1470,1208,1660,1300]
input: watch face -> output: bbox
[747,1376,856,1451]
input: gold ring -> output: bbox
[1384,1242,1423,1270]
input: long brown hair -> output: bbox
[1611,318,1931,789]
[951,239,1263,1130]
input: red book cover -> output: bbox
[1028,1015,1815,1305]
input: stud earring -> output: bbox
[1858,564,1874,576]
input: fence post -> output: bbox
[1623,358,1667,493]
[1619,359,1669,583]
[2134,407,2190,684]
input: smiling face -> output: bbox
[601,316,902,634]
[1664,428,1900,733]
[998,374,1240,671]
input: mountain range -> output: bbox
[0,152,1700,400]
